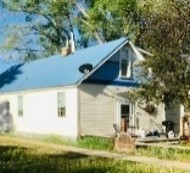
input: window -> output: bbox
[5,101,10,115]
[57,92,66,117]
[121,58,129,77]
[120,49,132,78]
[121,104,130,118]
[18,96,23,116]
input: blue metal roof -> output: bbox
[0,58,15,73]
[0,37,129,93]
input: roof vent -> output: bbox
[79,63,93,74]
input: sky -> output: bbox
[0,8,25,38]
[0,7,27,71]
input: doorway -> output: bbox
[118,103,131,132]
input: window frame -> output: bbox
[18,95,24,117]
[5,101,10,115]
[119,49,133,79]
[57,92,66,117]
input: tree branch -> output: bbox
[80,19,103,43]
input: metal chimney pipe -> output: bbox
[70,32,75,53]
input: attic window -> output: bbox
[57,92,66,117]
[120,49,132,79]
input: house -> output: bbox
[0,38,184,139]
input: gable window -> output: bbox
[120,49,132,78]
[18,96,23,117]
[57,92,66,117]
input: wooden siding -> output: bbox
[134,103,165,132]
[79,84,117,137]
[78,84,167,137]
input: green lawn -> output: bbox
[136,146,190,163]
[0,136,188,173]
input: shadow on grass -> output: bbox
[0,145,29,162]
[49,151,88,160]
[0,145,111,173]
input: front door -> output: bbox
[118,103,131,132]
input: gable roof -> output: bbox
[0,37,129,93]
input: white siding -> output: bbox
[0,87,78,139]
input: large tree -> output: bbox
[0,0,80,61]
[137,0,190,107]
[78,0,140,43]
[83,0,190,107]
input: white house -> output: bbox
[0,38,184,139]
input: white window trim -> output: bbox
[117,101,134,128]
[57,92,66,117]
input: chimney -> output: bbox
[61,39,71,56]
[61,32,75,56]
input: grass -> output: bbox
[0,137,187,173]
[37,134,190,163]
[4,133,190,164]
[77,136,113,151]
[29,134,114,151]
[136,146,190,162]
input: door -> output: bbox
[118,103,131,132]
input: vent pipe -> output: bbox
[61,32,75,56]
[70,32,75,53]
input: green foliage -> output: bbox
[0,0,77,61]
[78,0,140,43]
[137,0,190,106]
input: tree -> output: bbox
[78,0,140,43]
[83,0,190,108]
[0,0,79,61]
[137,0,190,108]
